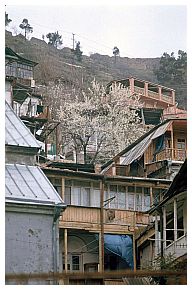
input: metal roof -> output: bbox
[5,101,40,148]
[121,120,172,165]
[5,164,65,206]
[5,47,38,66]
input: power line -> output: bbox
[7,12,134,57]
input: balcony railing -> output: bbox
[133,86,174,105]
[156,148,186,162]
[59,206,149,232]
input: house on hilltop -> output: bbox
[106,77,186,120]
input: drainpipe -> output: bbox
[52,203,66,284]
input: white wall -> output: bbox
[5,81,12,106]
[5,209,54,279]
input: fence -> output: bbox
[5,269,187,285]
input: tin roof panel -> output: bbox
[5,164,64,205]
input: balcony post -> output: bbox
[171,126,174,159]
[158,86,162,101]
[129,77,135,94]
[144,82,148,97]
[171,89,175,105]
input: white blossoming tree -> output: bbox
[54,80,146,164]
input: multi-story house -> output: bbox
[5,101,66,285]
[106,76,186,119]
[101,118,187,181]
[40,160,171,284]
[136,160,187,277]
[5,46,60,157]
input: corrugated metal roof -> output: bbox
[5,164,64,206]
[121,121,172,165]
[5,101,40,148]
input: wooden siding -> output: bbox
[59,206,149,233]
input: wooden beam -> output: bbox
[64,229,68,273]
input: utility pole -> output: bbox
[72,33,75,50]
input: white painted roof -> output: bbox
[5,101,40,148]
[5,163,65,206]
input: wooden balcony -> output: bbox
[59,206,149,233]
[134,86,174,105]
[155,148,186,162]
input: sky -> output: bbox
[1,0,192,285]
[4,0,187,58]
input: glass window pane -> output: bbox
[128,193,134,210]
[72,255,80,271]
[118,192,126,209]
[143,193,150,211]
[91,189,100,207]
[72,187,81,205]
[65,186,71,205]
[81,188,90,206]
[128,186,135,193]
[136,194,142,211]
[136,187,142,193]
[109,185,117,208]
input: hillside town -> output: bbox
[5,16,187,285]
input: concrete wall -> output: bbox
[5,208,54,278]
[5,147,37,165]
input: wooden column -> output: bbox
[64,229,68,272]
[150,187,153,207]
[171,125,174,159]
[99,179,104,273]
[56,124,59,156]
[163,206,166,250]
[158,86,162,101]
[174,198,177,242]
[129,77,135,94]
[144,82,148,98]
[61,178,65,202]
[155,214,159,256]
[171,89,175,105]
[133,233,136,271]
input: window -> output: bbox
[166,204,174,247]
[91,182,100,207]
[72,180,91,206]
[51,178,62,197]
[136,194,142,211]
[128,186,135,210]
[65,186,71,204]
[177,200,185,239]
[109,185,117,208]
[153,188,162,206]
[72,255,80,271]
[118,185,126,209]
[143,188,150,211]
[177,139,186,150]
